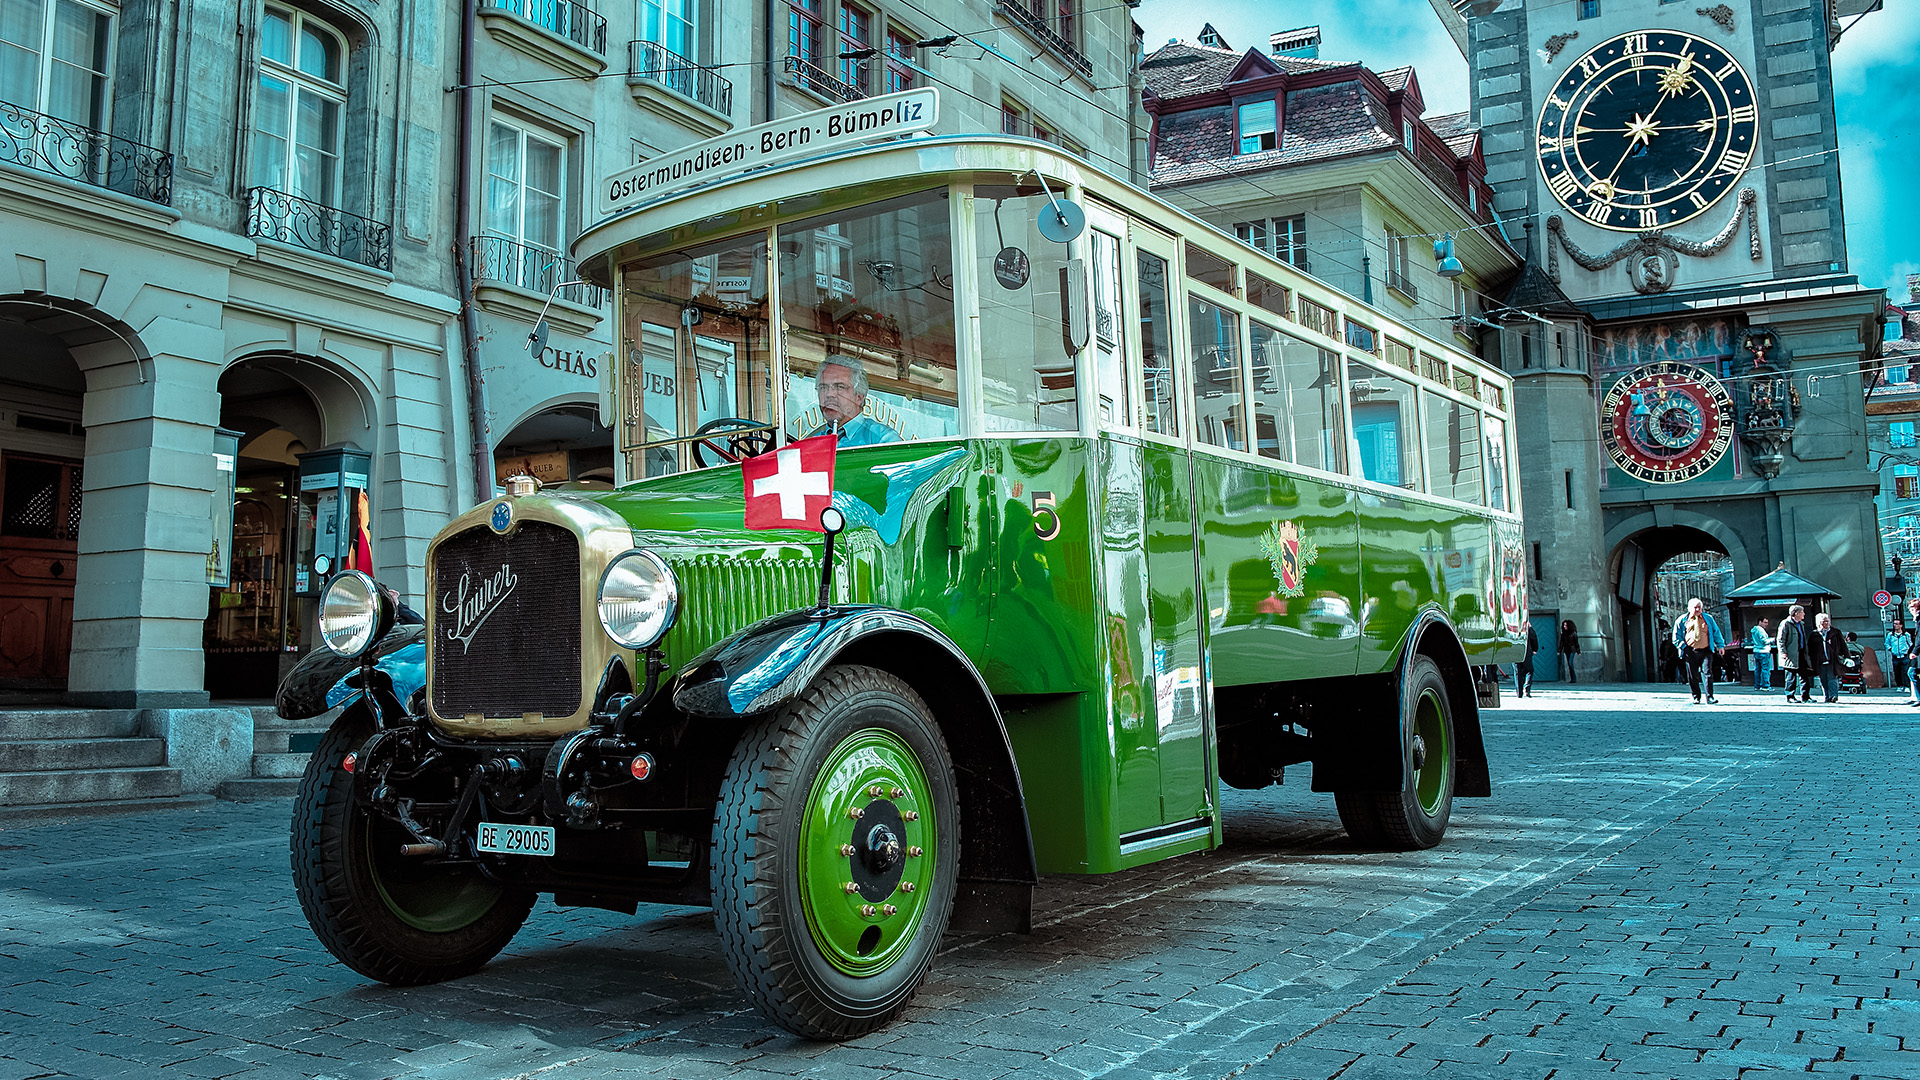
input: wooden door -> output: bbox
[0,454,82,683]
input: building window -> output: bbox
[1056,0,1076,45]
[884,28,916,92]
[484,117,567,288]
[837,2,870,94]
[252,4,347,206]
[1468,184,1478,213]
[1234,220,1269,253]
[639,0,694,61]
[1002,98,1025,135]
[786,0,824,70]
[0,0,112,131]
[1385,227,1413,298]
[1896,467,1919,500]
[1238,98,1276,154]
[1889,364,1911,385]
[1402,118,1414,152]
[1577,0,1599,18]
[1894,421,1917,448]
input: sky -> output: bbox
[1132,0,1920,306]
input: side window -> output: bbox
[974,184,1077,431]
[1484,413,1510,511]
[1090,228,1131,427]
[1135,248,1177,437]
[1347,361,1420,490]
[1254,322,1344,473]
[1189,296,1243,451]
[1422,389,1485,504]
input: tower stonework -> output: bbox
[1452,0,1887,679]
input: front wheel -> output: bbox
[291,710,535,984]
[711,665,959,1039]
[1335,654,1456,850]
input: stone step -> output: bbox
[0,709,140,741]
[0,766,182,807]
[254,728,330,754]
[251,752,314,779]
[0,793,218,825]
[215,776,300,801]
[0,738,166,773]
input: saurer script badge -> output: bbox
[1260,521,1319,598]
[442,564,517,653]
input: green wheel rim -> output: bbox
[361,818,503,933]
[1412,687,1451,816]
[798,727,938,978]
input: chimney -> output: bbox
[1908,272,1918,307]
[1269,26,1321,60]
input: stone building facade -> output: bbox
[0,0,1144,728]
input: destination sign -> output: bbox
[597,87,940,219]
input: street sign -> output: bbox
[1874,590,1893,608]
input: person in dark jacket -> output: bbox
[1775,605,1812,703]
[1810,612,1848,703]
[1514,622,1539,697]
[1558,619,1580,684]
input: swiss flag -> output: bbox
[742,434,837,531]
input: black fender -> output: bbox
[674,605,1037,931]
[1309,606,1490,797]
[274,624,427,720]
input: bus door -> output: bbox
[1119,223,1211,839]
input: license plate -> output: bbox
[476,822,555,857]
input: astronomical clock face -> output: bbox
[1537,30,1758,232]
[1601,361,1736,483]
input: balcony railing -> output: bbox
[471,234,606,309]
[0,98,172,205]
[628,40,733,114]
[1386,268,1419,302]
[485,0,607,55]
[782,55,865,103]
[994,0,1093,77]
[247,187,393,271]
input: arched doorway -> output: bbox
[0,316,87,690]
[207,354,371,699]
[493,401,613,488]
[1611,524,1740,682]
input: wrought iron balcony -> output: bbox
[485,0,607,55]
[1386,268,1419,302]
[247,187,393,271]
[471,234,606,309]
[628,40,733,114]
[782,55,865,103]
[994,1,1093,77]
[0,98,172,205]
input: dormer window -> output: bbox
[1238,98,1276,154]
[1402,118,1414,151]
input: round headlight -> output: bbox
[598,550,679,649]
[319,571,382,657]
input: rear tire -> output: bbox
[291,710,535,984]
[711,664,959,1039]
[1335,654,1456,850]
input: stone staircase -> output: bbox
[0,707,197,821]
[215,705,339,800]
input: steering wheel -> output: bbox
[691,417,777,467]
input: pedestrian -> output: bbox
[1671,597,1726,704]
[1810,612,1848,703]
[1908,599,1920,706]
[1558,619,1580,683]
[1514,621,1539,697]
[1776,604,1812,703]
[1885,619,1912,690]
[1748,617,1774,691]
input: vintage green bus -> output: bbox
[286,91,1526,1040]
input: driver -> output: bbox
[805,356,900,447]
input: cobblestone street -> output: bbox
[4,685,1917,1079]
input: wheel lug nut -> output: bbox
[867,784,883,797]
[903,810,919,821]
[902,882,915,893]
[843,881,858,894]
[847,807,863,819]
[907,846,922,858]
[860,904,877,917]
[890,787,904,799]
[881,904,897,917]
[840,844,856,857]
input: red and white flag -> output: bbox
[742,434,837,531]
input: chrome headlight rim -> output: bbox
[597,549,679,650]
[319,570,384,658]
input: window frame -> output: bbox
[483,113,570,261]
[638,0,696,61]
[1237,97,1277,155]
[883,26,917,93]
[0,0,115,130]
[252,2,350,207]
[836,0,871,95]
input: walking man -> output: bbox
[1514,621,1539,697]
[1776,605,1812,703]
[1811,612,1848,703]
[1749,617,1774,691]
[1672,597,1727,704]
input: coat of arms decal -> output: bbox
[1260,520,1319,597]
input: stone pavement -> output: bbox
[3,683,1917,1079]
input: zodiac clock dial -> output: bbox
[1601,361,1736,483]
[1537,30,1758,232]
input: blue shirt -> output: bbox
[807,415,900,447]
[1673,612,1726,651]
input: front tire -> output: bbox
[711,665,959,1039]
[291,709,534,984]
[1335,654,1456,850]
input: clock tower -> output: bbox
[1435,0,1889,680]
